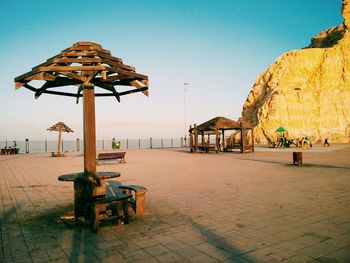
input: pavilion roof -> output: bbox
[14,42,149,103]
[196,116,251,131]
[47,122,74,133]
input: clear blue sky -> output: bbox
[0,0,343,140]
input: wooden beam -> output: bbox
[94,87,148,97]
[14,69,39,83]
[35,82,55,99]
[58,71,86,82]
[130,80,149,96]
[32,89,78,97]
[15,81,27,90]
[39,65,105,72]
[106,66,148,79]
[103,74,135,82]
[61,51,98,57]
[100,57,135,71]
[53,57,102,63]
[94,83,120,102]
[23,83,38,92]
[76,86,83,104]
[96,51,123,63]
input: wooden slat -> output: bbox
[106,66,148,80]
[25,72,58,82]
[14,69,39,82]
[96,51,123,63]
[33,89,78,97]
[23,83,37,92]
[61,51,98,57]
[130,80,149,96]
[35,82,55,99]
[95,83,120,102]
[118,87,148,96]
[71,45,111,55]
[103,74,136,82]
[100,57,135,71]
[76,86,83,104]
[15,81,27,89]
[31,53,61,70]
[53,57,102,63]
[58,71,86,82]
[39,65,105,72]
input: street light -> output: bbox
[184,82,189,146]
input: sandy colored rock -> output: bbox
[242,0,350,144]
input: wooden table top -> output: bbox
[58,171,120,182]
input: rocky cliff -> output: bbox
[242,0,350,144]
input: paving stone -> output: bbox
[155,251,184,262]
[1,147,350,262]
[144,244,171,256]
[189,253,218,263]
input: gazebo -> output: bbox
[47,121,73,157]
[14,42,149,230]
[189,116,254,153]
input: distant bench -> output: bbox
[97,152,126,164]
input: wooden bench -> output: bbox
[97,152,126,164]
[86,192,132,233]
[119,185,147,215]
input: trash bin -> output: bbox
[293,152,302,165]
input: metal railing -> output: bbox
[0,137,188,153]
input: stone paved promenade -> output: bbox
[1,145,350,262]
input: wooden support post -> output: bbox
[222,129,225,151]
[181,137,184,147]
[241,127,245,153]
[201,131,204,148]
[215,127,219,153]
[194,124,198,153]
[82,84,105,205]
[83,85,97,175]
[57,129,62,154]
[76,138,80,151]
[189,126,193,152]
[251,129,254,152]
[150,137,153,149]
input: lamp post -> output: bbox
[184,82,189,146]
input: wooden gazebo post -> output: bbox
[241,124,245,153]
[251,128,255,152]
[215,127,219,153]
[189,125,194,152]
[194,124,198,153]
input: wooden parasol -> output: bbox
[47,122,74,156]
[15,41,148,174]
[15,42,149,216]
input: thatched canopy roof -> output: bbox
[14,42,149,103]
[47,122,73,133]
[195,116,250,131]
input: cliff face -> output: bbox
[242,0,350,143]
